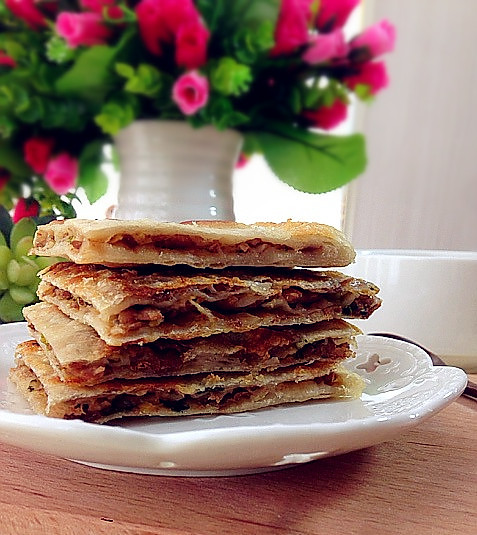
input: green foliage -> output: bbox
[117,63,167,97]
[250,123,367,193]
[0,0,394,212]
[95,93,139,135]
[210,58,252,96]
[78,141,110,204]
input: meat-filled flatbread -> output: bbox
[10,341,365,423]
[24,302,360,385]
[37,263,381,345]
[31,219,356,269]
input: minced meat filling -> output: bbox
[106,233,299,256]
[68,371,338,422]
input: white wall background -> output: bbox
[345,0,477,251]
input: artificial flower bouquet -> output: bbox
[0,0,395,219]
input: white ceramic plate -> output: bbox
[0,323,467,477]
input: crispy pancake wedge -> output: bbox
[10,341,365,423]
[31,219,356,268]
[37,263,381,345]
[24,302,360,385]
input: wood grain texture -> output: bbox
[345,0,477,251]
[0,393,476,535]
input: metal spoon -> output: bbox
[369,332,477,402]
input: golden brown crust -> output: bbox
[10,341,364,423]
[37,263,380,345]
[31,218,356,268]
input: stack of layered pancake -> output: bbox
[9,220,381,423]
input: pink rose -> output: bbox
[172,71,209,116]
[136,0,200,55]
[24,137,54,174]
[56,12,112,48]
[316,0,360,33]
[302,99,348,130]
[175,20,209,69]
[13,198,40,223]
[0,51,16,69]
[350,20,396,59]
[271,0,311,56]
[302,30,347,65]
[0,168,10,191]
[6,0,47,30]
[45,153,78,195]
[344,61,389,96]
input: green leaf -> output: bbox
[252,124,367,193]
[55,46,117,105]
[0,140,30,176]
[210,58,252,96]
[123,64,164,97]
[78,141,109,203]
[198,0,280,40]
[55,30,134,105]
[46,35,76,64]
[95,94,139,135]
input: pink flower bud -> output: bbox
[344,61,389,96]
[56,12,112,48]
[302,99,348,130]
[235,153,250,169]
[6,0,47,30]
[0,51,16,69]
[172,71,209,116]
[302,30,347,65]
[350,20,396,59]
[271,0,311,56]
[24,137,54,175]
[45,153,78,195]
[13,198,40,223]
[175,20,209,69]
[316,0,360,33]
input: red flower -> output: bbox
[271,0,312,57]
[302,99,348,130]
[344,61,389,96]
[0,168,10,191]
[6,0,47,30]
[172,71,209,116]
[135,0,201,56]
[45,153,78,195]
[13,198,40,223]
[316,0,360,33]
[175,20,209,69]
[0,51,16,69]
[56,12,112,48]
[24,137,54,174]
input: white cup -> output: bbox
[342,250,477,372]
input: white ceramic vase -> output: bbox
[114,120,243,221]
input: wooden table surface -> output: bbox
[1,380,476,535]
